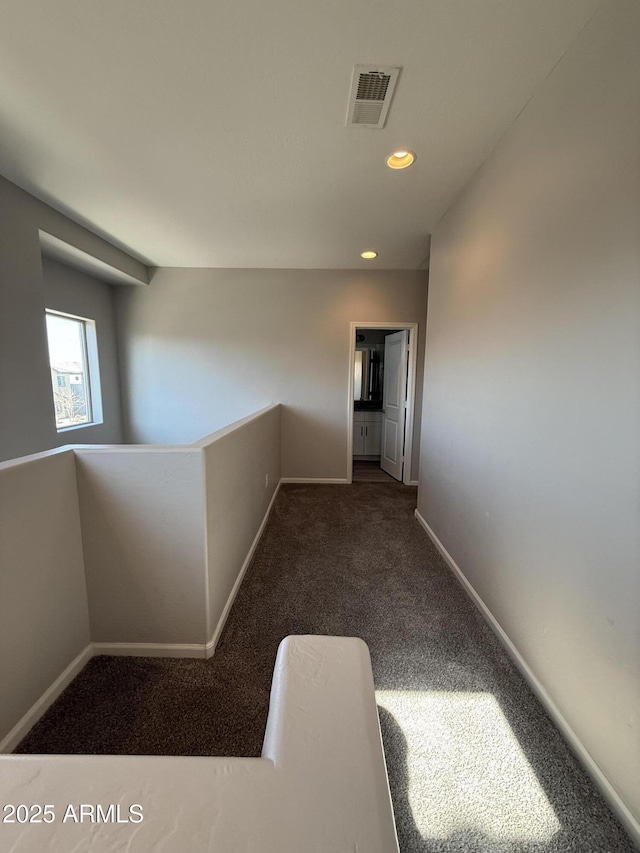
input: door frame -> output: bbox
[347,321,419,485]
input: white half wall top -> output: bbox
[0,636,400,853]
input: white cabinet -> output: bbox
[353,411,382,456]
[364,416,381,455]
[353,416,365,455]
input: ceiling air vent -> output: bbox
[346,65,401,129]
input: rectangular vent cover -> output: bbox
[346,65,401,129]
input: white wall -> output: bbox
[76,447,208,647]
[0,449,91,745]
[74,406,282,652]
[0,175,146,463]
[43,257,124,445]
[116,269,427,480]
[199,405,281,645]
[418,0,640,833]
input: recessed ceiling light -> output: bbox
[386,150,415,170]
[361,250,378,259]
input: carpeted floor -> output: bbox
[17,484,635,852]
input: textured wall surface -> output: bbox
[0,450,90,744]
[116,268,427,480]
[76,447,208,646]
[0,176,145,463]
[200,405,281,644]
[418,0,640,831]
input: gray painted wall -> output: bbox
[201,405,281,643]
[116,269,428,480]
[0,450,91,744]
[76,447,208,646]
[0,175,145,462]
[418,0,640,830]
[43,257,123,446]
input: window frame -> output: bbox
[45,308,103,433]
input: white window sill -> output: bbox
[56,421,103,434]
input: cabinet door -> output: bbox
[364,421,381,455]
[352,421,365,455]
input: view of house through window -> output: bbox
[45,310,98,430]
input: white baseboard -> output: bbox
[413,509,640,845]
[0,644,93,754]
[92,642,207,659]
[283,476,416,485]
[205,482,282,658]
[280,478,349,484]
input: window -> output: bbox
[45,310,102,431]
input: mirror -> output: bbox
[354,346,383,402]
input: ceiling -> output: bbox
[0,0,601,269]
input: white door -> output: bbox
[381,330,408,481]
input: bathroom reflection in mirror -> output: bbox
[353,346,383,402]
[354,350,364,400]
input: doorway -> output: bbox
[347,322,418,485]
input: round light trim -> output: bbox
[361,250,378,259]
[386,150,415,170]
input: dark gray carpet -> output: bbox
[16,483,636,852]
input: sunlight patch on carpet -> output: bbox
[376,690,561,843]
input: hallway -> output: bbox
[17,484,634,852]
